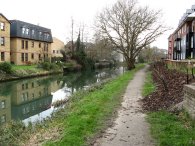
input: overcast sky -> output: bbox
[1,0,195,49]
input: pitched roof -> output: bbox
[0,13,11,23]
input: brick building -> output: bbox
[0,13,10,63]
[10,20,53,65]
[168,5,195,60]
[51,37,64,58]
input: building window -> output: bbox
[53,50,55,53]
[191,36,194,48]
[25,83,28,89]
[25,41,28,49]
[1,115,6,123]
[31,53,34,59]
[22,40,24,49]
[32,93,34,99]
[25,53,28,61]
[1,52,5,61]
[22,27,25,34]
[46,44,48,51]
[26,28,29,35]
[22,93,25,102]
[0,22,5,31]
[39,32,42,36]
[22,84,25,90]
[39,54,41,61]
[0,37,5,46]
[32,29,35,35]
[1,100,5,109]
[21,53,24,61]
[46,34,50,39]
[39,42,41,48]
[32,82,34,88]
[32,41,34,48]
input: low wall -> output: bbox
[165,59,195,69]
[183,83,195,119]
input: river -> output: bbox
[0,67,125,126]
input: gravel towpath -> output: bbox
[94,66,155,146]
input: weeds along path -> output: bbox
[94,65,155,146]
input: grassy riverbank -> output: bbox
[0,64,145,146]
[142,70,195,146]
[43,64,145,146]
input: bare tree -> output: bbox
[71,17,74,57]
[96,0,168,70]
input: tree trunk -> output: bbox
[126,58,135,70]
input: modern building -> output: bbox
[168,5,195,60]
[0,13,10,63]
[168,34,174,60]
[10,20,53,65]
[51,37,64,58]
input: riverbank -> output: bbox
[0,63,64,82]
[0,64,145,146]
[0,69,63,82]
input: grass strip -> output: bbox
[142,71,155,97]
[12,65,38,70]
[43,64,145,146]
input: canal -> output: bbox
[0,67,125,126]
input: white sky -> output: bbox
[1,0,195,49]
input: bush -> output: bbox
[41,62,51,70]
[50,63,59,70]
[0,62,13,74]
[40,62,60,70]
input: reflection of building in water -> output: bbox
[11,79,52,120]
[0,95,11,125]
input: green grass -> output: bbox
[43,64,145,146]
[0,64,145,146]
[148,111,195,146]
[142,71,155,97]
[142,67,195,146]
[12,65,39,70]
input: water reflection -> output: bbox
[0,67,125,125]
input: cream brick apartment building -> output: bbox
[0,13,10,63]
[10,20,53,65]
[51,37,64,58]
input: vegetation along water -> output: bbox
[0,64,144,146]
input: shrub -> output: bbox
[39,62,60,70]
[0,62,13,74]
[50,63,59,70]
[41,62,51,70]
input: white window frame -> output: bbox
[191,36,194,48]
[22,27,25,34]
[0,22,5,30]
[0,37,5,46]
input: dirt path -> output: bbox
[94,65,155,146]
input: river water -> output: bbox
[0,67,125,126]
